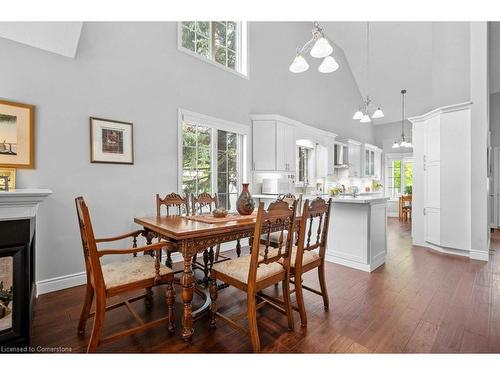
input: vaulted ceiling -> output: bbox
[322,22,434,125]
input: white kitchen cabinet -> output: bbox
[409,102,474,257]
[362,144,381,178]
[346,139,362,178]
[315,143,329,178]
[251,117,296,172]
[326,137,335,176]
[374,149,382,180]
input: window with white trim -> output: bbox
[180,111,247,210]
[385,155,413,198]
[179,21,248,77]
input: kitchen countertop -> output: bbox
[330,196,389,204]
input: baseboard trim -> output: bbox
[413,240,489,262]
[36,242,242,295]
[36,271,87,296]
[325,253,382,273]
[469,249,490,261]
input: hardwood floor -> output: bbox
[32,218,500,353]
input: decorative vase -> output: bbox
[236,183,255,215]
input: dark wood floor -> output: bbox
[32,218,500,353]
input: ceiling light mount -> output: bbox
[289,22,339,74]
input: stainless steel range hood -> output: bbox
[334,143,349,168]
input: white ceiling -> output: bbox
[0,22,83,58]
[323,22,434,125]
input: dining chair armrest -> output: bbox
[95,229,145,243]
[98,241,175,257]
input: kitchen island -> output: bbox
[325,195,389,272]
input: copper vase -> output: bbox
[236,183,255,215]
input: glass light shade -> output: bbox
[405,141,413,148]
[372,107,385,119]
[352,110,363,120]
[400,140,409,147]
[360,114,371,123]
[289,55,309,73]
[318,56,339,73]
[392,141,400,149]
[310,37,333,58]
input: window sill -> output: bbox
[177,46,249,80]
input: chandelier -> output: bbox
[352,22,384,123]
[392,89,412,148]
[289,22,339,74]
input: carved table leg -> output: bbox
[165,251,173,269]
[236,239,241,257]
[202,248,209,284]
[181,255,194,341]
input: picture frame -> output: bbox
[89,117,134,164]
[0,168,16,191]
[0,99,35,169]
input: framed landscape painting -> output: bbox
[0,99,35,169]
[89,117,134,164]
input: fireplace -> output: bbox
[0,189,51,351]
[0,219,35,348]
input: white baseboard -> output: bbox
[325,253,378,273]
[413,240,489,262]
[469,249,490,261]
[36,241,243,295]
[36,271,87,296]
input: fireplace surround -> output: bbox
[0,189,51,349]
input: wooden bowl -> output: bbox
[212,209,228,218]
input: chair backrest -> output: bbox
[249,200,296,287]
[191,192,218,215]
[278,193,303,215]
[156,193,190,216]
[75,197,105,289]
[295,197,332,271]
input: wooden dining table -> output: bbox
[134,213,259,341]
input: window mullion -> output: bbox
[212,127,217,196]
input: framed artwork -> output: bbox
[0,168,16,191]
[89,117,134,164]
[0,99,35,169]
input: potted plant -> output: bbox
[405,185,412,195]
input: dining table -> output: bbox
[134,212,259,341]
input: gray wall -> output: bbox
[0,22,370,285]
[431,22,471,108]
[491,92,500,147]
[373,120,412,154]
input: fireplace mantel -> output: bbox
[0,189,52,221]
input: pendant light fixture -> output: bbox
[392,89,412,148]
[289,22,339,74]
[352,22,384,123]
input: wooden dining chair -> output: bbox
[258,197,332,327]
[75,197,176,353]
[191,193,225,284]
[209,200,297,353]
[260,193,302,248]
[156,192,190,268]
[400,194,412,221]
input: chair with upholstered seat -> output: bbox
[209,200,297,353]
[156,192,190,268]
[399,194,412,221]
[75,197,176,353]
[258,197,332,327]
[259,193,302,248]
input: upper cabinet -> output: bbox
[362,144,383,179]
[345,139,362,178]
[251,115,296,172]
